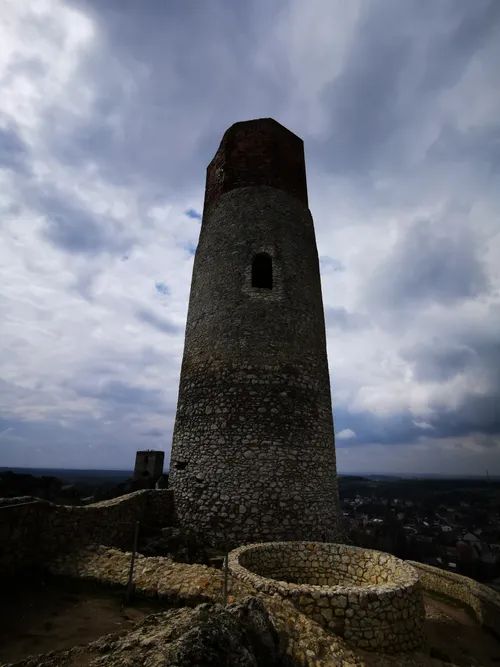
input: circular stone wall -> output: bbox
[229,542,426,653]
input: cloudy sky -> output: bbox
[1,0,499,475]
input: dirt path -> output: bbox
[2,576,500,667]
[0,577,166,666]
[424,593,500,667]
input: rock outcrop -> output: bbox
[5,597,289,667]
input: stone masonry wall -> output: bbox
[409,561,500,638]
[229,542,426,654]
[0,489,173,577]
[169,185,342,548]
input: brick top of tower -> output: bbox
[203,118,308,215]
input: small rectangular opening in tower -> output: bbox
[252,253,273,289]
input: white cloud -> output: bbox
[337,429,356,441]
[268,0,364,137]
[0,0,95,136]
[412,421,434,431]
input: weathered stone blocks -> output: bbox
[229,542,427,654]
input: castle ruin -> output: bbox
[168,118,342,547]
[132,450,165,483]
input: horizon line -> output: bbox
[1,466,498,479]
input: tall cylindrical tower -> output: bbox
[169,118,342,547]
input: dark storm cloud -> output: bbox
[0,414,167,469]
[0,416,61,441]
[315,3,411,173]
[39,194,136,256]
[400,335,500,439]
[0,414,109,468]
[46,376,176,467]
[313,0,500,176]
[369,219,489,308]
[334,408,425,447]
[0,123,30,174]
[47,0,291,196]
[0,352,178,468]
[335,313,500,445]
[141,427,163,438]
[430,395,500,439]
[427,122,500,173]
[416,0,500,96]
[136,308,181,335]
[75,379,165,409]
[402,341,479,383]
[336,401,500,448]
[81,345,171,381]
[427,339,500,438]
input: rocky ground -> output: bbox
[1,545,498,667]
[0,577,165,665]
[4,597,290,667]
[3,595,450,667]
[423,595,500,667]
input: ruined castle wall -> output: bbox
[0,490,173,576]
[229,542,426,654]
[409,561,500,638]
[169,185,341,548]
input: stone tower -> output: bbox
[132,450,165,482]
[169,118,341,547]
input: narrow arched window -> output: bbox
[252,253,273,289]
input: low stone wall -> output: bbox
[229,542,426,654]
[409,561,500,638]
[0,489,173,577]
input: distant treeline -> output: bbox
[339,476,499,508]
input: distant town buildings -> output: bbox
[340,483,500,582]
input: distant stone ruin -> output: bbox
[132,450,165,483]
